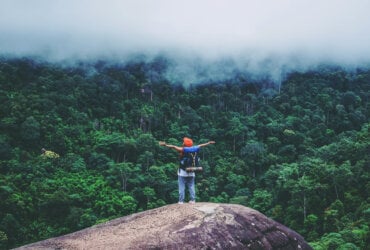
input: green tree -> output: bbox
[20,116,40,149]
[249,189,272,213]
[226,116,245,153]
[240,141,266,177]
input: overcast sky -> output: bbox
[1,0,370,81]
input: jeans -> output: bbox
[178,175,195,202]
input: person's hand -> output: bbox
[159,141,166,146]
[209,141,216,144]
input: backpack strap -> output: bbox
[190,152,197,167]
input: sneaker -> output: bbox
[189,200,195,204]
[178,201,184,204]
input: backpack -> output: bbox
[180,146,202,172]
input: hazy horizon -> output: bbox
[1,0,370,84]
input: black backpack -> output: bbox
[180,147,202,172]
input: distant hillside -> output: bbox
[0,58,369,249]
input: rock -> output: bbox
[16,203,313,249]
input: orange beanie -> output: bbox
[183,137,193,147]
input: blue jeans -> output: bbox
[178,176,195,202]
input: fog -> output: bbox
[1,0,370,84]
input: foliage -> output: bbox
[0,58,369,249]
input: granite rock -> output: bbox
[16,203,313,250]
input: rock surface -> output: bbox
[16,203,312,249]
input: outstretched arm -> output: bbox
[198,141,216,147]
[159,141,183,152]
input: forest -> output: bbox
[0,57,369,249]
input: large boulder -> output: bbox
[16,203,312,249]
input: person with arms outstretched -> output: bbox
[159,137,215,204]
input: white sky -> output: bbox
[1,0,370,74]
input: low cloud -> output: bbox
[1,0,370,84]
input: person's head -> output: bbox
[183,137,193,147]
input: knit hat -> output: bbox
[183,137,193,147]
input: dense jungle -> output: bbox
[0,57,369,249]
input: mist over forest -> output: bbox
[2,0,370,88]
[2,0,370,80]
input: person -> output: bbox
[159,137,215,204]
[41,148,60,159]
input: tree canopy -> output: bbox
[0,58,369,249]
